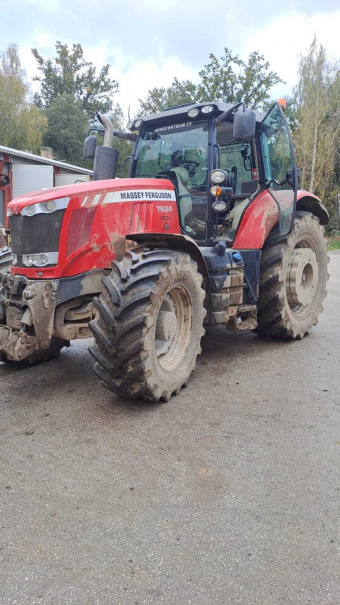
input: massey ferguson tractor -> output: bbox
[0,101,329,402]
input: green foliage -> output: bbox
[30,41,128,170]
[139,78,197,115]
[109,107,134,178]
[293,39,340,213]
[0,44,47,153]
[139,48,283,115]
[32,42,118,118]
[197,48,283,107]
[43,94,88,166]
[327,235,340,250]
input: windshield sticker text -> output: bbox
[154,122,192,133]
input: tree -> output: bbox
[43,94,88,165]
[32,42,119,117]
[0,44,46,153]
[138,48,283,115]
[293,39,340,212]
[139,78,197,115]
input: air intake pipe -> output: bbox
[92,112,119,181]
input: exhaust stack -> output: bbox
[83,112,119,181]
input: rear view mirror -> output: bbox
[233,109,256,142]
[286,168,301,189]
[83,135,97,160]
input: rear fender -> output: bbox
[233,190,329,250]
[127,232,209,282]
[295,194,329,225]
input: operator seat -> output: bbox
[170,167,193,220]
[227,181,258,231]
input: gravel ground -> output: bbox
[0,252,339,605]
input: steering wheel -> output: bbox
[182,160,199,170]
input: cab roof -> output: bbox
[137,102,265,125]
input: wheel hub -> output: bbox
[155,310,178,355]
[287,248,318,308]
[155,287,192,370]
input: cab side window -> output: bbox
[220,143,253,194]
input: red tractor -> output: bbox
[0,101,329,401]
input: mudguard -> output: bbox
[232,190,329,250]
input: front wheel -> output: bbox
[257,213,329,339]
[89,249,206,402]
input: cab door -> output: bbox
[258,103,297,235]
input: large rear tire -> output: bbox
[89,249,206,402]
[257,213,329,339]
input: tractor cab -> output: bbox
[84,100,298,247]
[123,101,298,246]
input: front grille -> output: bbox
[10,210,65,267]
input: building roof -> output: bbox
[0,145,92,175]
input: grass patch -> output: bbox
[327,234,340,250]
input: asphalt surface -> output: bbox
[1,252,339,605]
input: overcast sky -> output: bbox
[3,0,340,118]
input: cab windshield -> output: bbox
[134,121,209,241]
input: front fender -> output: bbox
[127,232,209,282]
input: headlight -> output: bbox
[7,207,12,217]
[210,169,229,184]
[44,200,56,212]
[188,108,199,118]
[22,252,58,267]
[20,197,69,216]
[201,105,214,114]
[126,121,133,130]
[134,119,143,129]
[39,200,56,213]
[12,254,18,266]
[22,204,36,217]
[25,255,35,266]
[212,200,227,212]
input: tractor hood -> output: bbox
[8,178,176,215]
[9,178,181,280]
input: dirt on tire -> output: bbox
[89,248,206,402]
[257,212,329,339]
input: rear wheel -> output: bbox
[89,249,206,402]
[257,213,329,339]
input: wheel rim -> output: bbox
[286,238,319,314]
[155,286,192,371]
